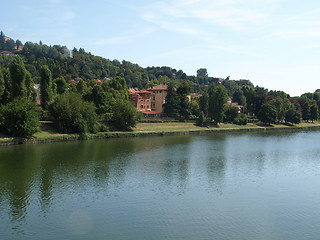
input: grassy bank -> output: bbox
[1,121,320,146]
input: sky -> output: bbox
[2,0,320,96]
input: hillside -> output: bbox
[0,31,254,94]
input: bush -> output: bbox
[49,92,99,134]
[234,114,248,125]
[0,97,40,138]
[110,99,141,131]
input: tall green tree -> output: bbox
[40,65,53,110]
[9,55,26,99]
[177,81,192,121]
[0,31,5,50]
[0,68,11,104]
[257,103,277,125]
[164,84,179,118]
[309,101,319,123]
[208,84,228,125]
[0,69,4,101]
[25,71,37,102]
[199,92,209,117]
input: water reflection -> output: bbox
[1,130,320,239]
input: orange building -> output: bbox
[129,83,169,117]
[147,83,168,113]
[129,89,152,112]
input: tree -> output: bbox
[53,77,68,95]
[257,103,277,125]
[208,84,228,125]
[49,92,99,134]
[196,111,205,127]
[16,40,22,50]
[5,39,15,51]
[199,92,208,117]
[40,65,53,110]
[0,97,39,138]
[309,101,319,123]
[25,71,37,102]
[232,88,246,106]
[0,68,11,104]
[0,31,5,50]
[269,97,292,123]
[110,99,140,131]
[9,55,26,99]
[242,86,256,115]
[0,69,4,101]
[301,100,311,122]
[197,68,208,78]
[164,84,179,118]
[285,107,301,125]
[177,81,192,121]
[224,105,239,123]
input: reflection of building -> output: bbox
[129,83,169,117]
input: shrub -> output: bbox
[0,97,40,138]
[234,114,248,125]
[110,99,141,131]
[49,92,99,134]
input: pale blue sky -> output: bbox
[2,0,320,96]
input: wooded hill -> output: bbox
[0,32,254,93]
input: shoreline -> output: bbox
[1,123,320,146]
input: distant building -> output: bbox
[129,83,169,118]
[147,83,168,113]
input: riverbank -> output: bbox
[1,121,320,146]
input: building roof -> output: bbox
[147,83,168,91]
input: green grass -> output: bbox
[1,120,320,145]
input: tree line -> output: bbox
[0,55,140,138]
[164,80,320,127]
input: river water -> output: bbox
[1,130,320,240]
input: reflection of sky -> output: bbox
[1,131,320,239]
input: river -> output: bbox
[1,130,320,240]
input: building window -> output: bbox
[153,96,155,101]
[147,99,149,102]
[140,105,143,109]
[152,104,155,108]
[147,105,149,108]
[140,99,143,102]
[160,91,162,93]
[153,91,155,93]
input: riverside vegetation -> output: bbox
[1,31,320,143]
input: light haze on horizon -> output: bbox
[2,0,320,96]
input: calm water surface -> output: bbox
[1,130,320,239]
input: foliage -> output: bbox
[309,101,319,122]
[285,107,301,125]
[196,111,206,127]
[9,55,26,99]
[257,102,277,125]
[234,114,248,125]
[0,97,39,138]
[53,77,68,95]
[177,81,192,121]
[208,84,228,125]
[40,65,53,110]
[49,92,99,134]
[109,99,141,131]
[164,84,179,118]
[224,105,239,123]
